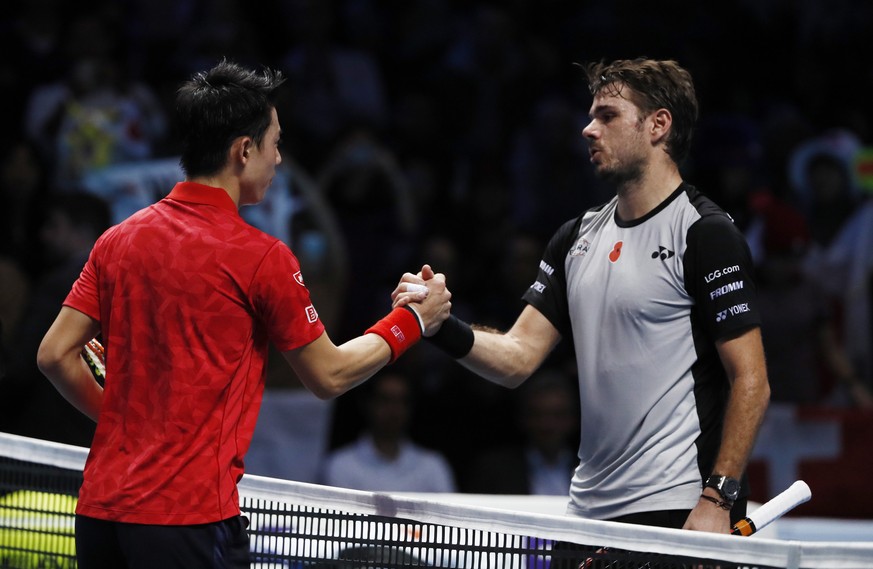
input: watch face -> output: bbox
[722,477,740,499]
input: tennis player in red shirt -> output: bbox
[36,59,451,569]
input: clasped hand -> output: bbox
[391,264,451,337]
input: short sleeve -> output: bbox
[521,218,579,337]
[251,242,326,352]
[63,238,103,321]
[684,214,761,341]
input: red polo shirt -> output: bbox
[64,182,325,524]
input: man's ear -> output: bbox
[650,109,672,145]
[232,137,253,163]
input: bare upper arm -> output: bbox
[464,304,562,387]
[38,306,101,370]
[715,326,768,386]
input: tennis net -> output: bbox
[2,432,871,569]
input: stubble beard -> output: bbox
[594,156,646,190]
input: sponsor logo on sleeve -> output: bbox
[539,260,555,276]
[715,303,750,323]
[709,280,744,300]
[305,305,318,323]
[704,265,740,284]
[293,271,305,286]
[570,238,591,257]
[531,281,546,293]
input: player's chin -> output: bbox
[247,184,273,205]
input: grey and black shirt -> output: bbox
[523,183,760,520]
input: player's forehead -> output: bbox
[588,83,640,116]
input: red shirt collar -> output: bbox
[166,182,239,215]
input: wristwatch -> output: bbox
[705,474,740,503]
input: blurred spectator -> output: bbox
[276,0,388,171]
[0,0,67,134]
[437,4,542,167]
[508,94,604,241]
[320,369,456,493]
[809,191,873,393]
[0,191,111,445]
[24,11,168,191]
[0,257,29,361]
[789,129,872,392]
[386,89,455,236]
[755,197,873,408]
[165,0,266,86]
[316,128,417,342]
[477,231,544,330]
[788,129,863,249]
[462,368,579,495]
[0,139,50,279]
[690,113,770,262]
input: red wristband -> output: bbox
[365,307,423,363]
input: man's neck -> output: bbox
[188,174,240,208]
[614,164,683,222]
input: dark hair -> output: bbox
[583,58,698,163]
[175,59,285,178]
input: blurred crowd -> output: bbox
[1,0,872,494]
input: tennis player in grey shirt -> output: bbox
[395,57,770,535]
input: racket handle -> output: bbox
[731,480,811,536]
[731,517,756,536]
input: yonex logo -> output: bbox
[391,325,405,342]
[716,304,750,323]
[651,246,674,261]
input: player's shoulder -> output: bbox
[680,185,740,233]
[554,200,611,239]
[679,186,750,256]
[682,184,733,223]
[224,214,290,257]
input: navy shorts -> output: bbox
[75,514,251,569]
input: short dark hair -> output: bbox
[583,58,698,163]
[175,59,285,178]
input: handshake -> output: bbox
[390,264,452,338]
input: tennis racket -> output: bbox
[81,337,105,383]
[579,481,813,568]
[731,480,811,536]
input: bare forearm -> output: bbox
[38,351,103,422]
[37,307,103,422]
[286,333,392,400]
[711,328,770,478]
[713,370,770,478]
[458,327,544,388]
